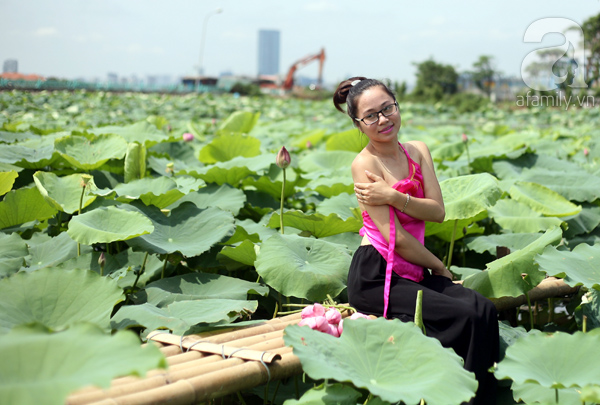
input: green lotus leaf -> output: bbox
[510,181,581,217]
[0,268,123,333]
[0,323,166,405]
[283,383,362,405]
[511,381,583,404]
[0,186,57,229]
[299,151,356,180]
[519,168,600,203]
[199,133,261,164]
[325,128,366,153]
[0,171,18,196]
[580,384,600,403]
[111,299,258,334]
[125,202,234,257]
[32,171,97,214]
[284,318,477,405]
[236,218,278,243]
[320,232,362,253]
[55,133,128,170]
[255,233,351,301]
[0,233,28,278]
[304,176,354,197]
[495,331,600,394]
[291,129,326,150]
[535,243,600,290]
[425,212,487,242]
[268,210,362,238]
[217,111,260,135]
[315,192,360,221]
[440,173,502,221]
[223,224,260,244]
[563,203,600,239]
[430,140,465,162]
[67,206,154,245]
[89,121,169,147]
[0,130,39,143]
[242,165,299,199]
[167,183,246,216]
[218,240,258,268]
[24,232,92,272]
[189,154,273,186]
[0,139,58,168]
[463,227,562,298]
[111,175,203,208]
[123,141,147,183]
[487,199,564,233]
[465,232,544,255]
[132,272,268,307]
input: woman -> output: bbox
[333,77,499,404]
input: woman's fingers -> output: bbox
[365,170,384,183]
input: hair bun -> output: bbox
[333,76,367,113]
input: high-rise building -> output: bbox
[3,59,18,73]
[258,30,280,76]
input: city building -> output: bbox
[258,30,280,76]
[3,59,18,73]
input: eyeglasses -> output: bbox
[354,102,398,126]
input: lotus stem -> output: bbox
[555,388,559,404]
[415,290,425,335]
[583,315,588,333]
[526,292,534,330]
[465,143,471,174]
[445,219,458,268]
[126,252,148,305]
[77,183,86,256]
[271,380,281,404]
[280,168,286,234]
[161,256,168,279]
[236,391,247,405]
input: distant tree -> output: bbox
[394,81,407,100]
[411,59,458,102]
[579,13,600,87]
[471,55,497,97]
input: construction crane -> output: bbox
[282,48,325,91]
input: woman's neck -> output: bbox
[367,139,401,159]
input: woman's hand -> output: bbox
[354,170,395,206]
[432,266,454,280]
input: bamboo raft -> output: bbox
[65,277,577,405]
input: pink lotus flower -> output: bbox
[326,323,340,337]
[299,315,329,333]
[584,147,589,156]
[276,146,291,169]
[325,308,342,325]
[182,133,194,142]
[462,133,468,143]
[350,312,370,320]
[306,141,313,149]
[301,303,325,319]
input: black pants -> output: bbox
[348,245,499,405]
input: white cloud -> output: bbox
[303,1,339,12]
[33,27,58,37]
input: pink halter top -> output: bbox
[359,142,425,319]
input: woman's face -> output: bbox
[354,86,400,142]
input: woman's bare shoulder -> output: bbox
[351,150,379,181]
[403,140,431,164]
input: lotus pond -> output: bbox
[1,90,600,404]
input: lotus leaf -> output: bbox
[487,199,564,233]
[563,203,600,238]
[218,240,258,267]
[199,133,261,164]
[132,272,268,307]
[0,139,58,168]
[430,140,465,162]
[0,268,123,333]
[440,173,502,221]
[315,192,360,221]
[111,175,203,208]
[168,183,246,215]
[325,128,366,153]
[284,318,477,405]
[67,205,154,245]
[511,381,582,405]
[509,181,581,217]
[425,213,487,242]
[462,227,562,298]
[124,141,146,183]
[0,186,57,229]
[0,323,166,405]
[465,232,544,255]
[268,210,362,238]
[0,232,28,278]
[55,133,128,170]
[242,165,299,199]
[236,218,278,243]
[89,121,169,147]
[223,224,260,244]
[535,243,600,290]
[217,111,260,135]
[124,202,234,256]
[23,232,92,272]
[111,299,258,334]
[519,168,600,203]
[495,331,600,397]
[283,383,362,405]
[299,150,356,180]
[33,171,97,214]
[291,128,326,150]
[305,176,354,197]
[255,233,351,301]
[190,154,272,186]
[0,171,18,196]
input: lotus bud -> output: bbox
[301,303,326,319]
[584,147,589,156]
[182,132,194,142]
[350,312,370,320]
[462,133,468,143]
[165,162,174,175]
[326,323,341,337]
[98,252,106,267]
[276,146,291,169]
[306,141,313,149]
[325,308,342,325]
[299,315,329,333]
[80,174,93,188]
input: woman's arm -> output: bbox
[354,141,445,223]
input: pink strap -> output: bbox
[383,205,396,319]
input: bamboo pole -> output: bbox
[490,277,579,312]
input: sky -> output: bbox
[1,0,599,87]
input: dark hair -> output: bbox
[333,77,396,124]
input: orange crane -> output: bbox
[282,48,325,91]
